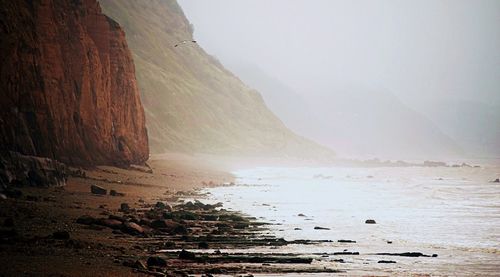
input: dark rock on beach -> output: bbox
[376,252,437,257]
[110,190,125,197]
[147,256,167,267]
[120,203,131,213]
[97,219,122,230]
[179,249,196,260]
[121,222,144,235]
[90,185,107,195]
[378,260,397,263]
[314,226,330,230]
[338,239,356,243]
[365,219,376,224]
[0,152,67,187]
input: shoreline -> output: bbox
[1,155,497,276]
[0,155,345,276]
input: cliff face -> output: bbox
[99,0,334,159]
[0,0,149,166]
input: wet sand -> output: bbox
[1,154,497,276]
[0,154,341,276]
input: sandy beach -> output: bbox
[0,154,339,276]
[0,154,235,276]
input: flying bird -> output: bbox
[174,40,197,47]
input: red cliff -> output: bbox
[0,0,148,166]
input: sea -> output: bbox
[202,165,500,276]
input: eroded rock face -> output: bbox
[0,151,67,188]
[0,0,148,166]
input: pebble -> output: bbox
[90,185,106,195]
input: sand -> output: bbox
[0,153,233,276]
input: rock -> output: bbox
[97,218,123,229]
[338,240,356,243]
[151,220,188,235]
[179,249,196,260]
[198,241,209,249]
[155,201,166,209]
[493,178,500,183]
[76,215,96,225]
[110,190,125,197]
[120,203,131,213]
[52,231,70,240]
[147,256,167,267]
[123,259,147,270]
[376,252,430,257]
[365,219,376,224]
[91,185,107,195]
[0,0,148,167]
[0,152,67,187]
[155,201,172,211]
[378,260,396,263]
[297,213,306,217]
[151,219,168,229]
[314,226,330,230]
[109,215,126,222]
[121,222,144,235]
[134,260,148,270]
[294,228,302,230]
[387,240,393,244]
[432,254,438,257]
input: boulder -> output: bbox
[0,152,67,187]
[110,190,125,197]
[155,201,172,211]
[122,222,144,235]
[178,249,196,260]
[91,185,107,195]
[147,256,167,267]
[120,203,131,213]
[365,219,376,224]
[97,218,123,229]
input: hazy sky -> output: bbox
[178,0,500,106]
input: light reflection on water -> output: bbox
[203,166,500,275]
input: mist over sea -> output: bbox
[204,166,500,275]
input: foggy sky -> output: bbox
[178,0,500,106]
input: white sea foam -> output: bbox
[204,166,500,275]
